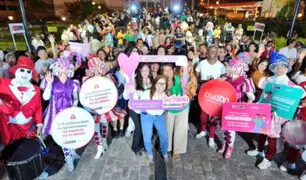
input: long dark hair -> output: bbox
[135,63,153,91]
[150,75,169,100]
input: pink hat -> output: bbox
[86,55,110,77]
[228,57,249,77]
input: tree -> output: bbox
[64,0,108,20]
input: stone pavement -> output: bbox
[44,137,154,180]
[0,123,303,180]
[166,123,302,180]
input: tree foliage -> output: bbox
[64,0,108,20]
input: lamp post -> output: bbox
[18,0,32,51]
[288,0,301,39]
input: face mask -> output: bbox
[15,68,32,83]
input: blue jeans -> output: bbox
[141,113,168,157]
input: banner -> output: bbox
[69,42,90,58]
[259,83,304,120]
[8,23,25,34]
[8,23,30,50]
[222,103,272,134]
[47,26,58,32]
[253,22,265,42]
[118,53,189,110]
[198,80,237,117]
[79,76,118,114]
[254,22,265,32]
[51,107,95,149]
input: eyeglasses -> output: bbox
[157,82,166,86]
[20,68,32,74]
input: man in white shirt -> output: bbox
[31,33,45,50]
[279,39,298,65]
[196,45,226,83]
[195,45,226,141]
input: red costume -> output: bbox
[0,56,42,146]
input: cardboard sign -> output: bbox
[253,22,265,42]
[119,53,189,110]
[247,26,255,31]
[79,76,118,114]
[222,103,272,134]
[259,83,304,120]
[47,26,58,32]
[69,42,90,58]
[8,23,30,50]
[51,107,95,149]
[8,23,25,34]
[198,80,237,117]
[254,22,265,32]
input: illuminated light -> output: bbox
[209,6,213,9]
[131,4,137,12]
[92,1,96,5]
[8,16,13,21]
[298,13,303,18]
[216,1,219,5]
[61,16,66,21]
[98,5,101,9]
[173,4,180,12]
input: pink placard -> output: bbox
[222,103,271,134]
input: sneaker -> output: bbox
[218,143,226,154]
[208,138,215,148]
[38,171,49,179]
[279,162,296,172]
[195,131,207,139]
[66,156,75,172]
[94,145,104,159]
[246,149,265,157]
[225,146,234,159]
[125,130,133,137]
[119,129,124,137]
[163,155,169,163]
[257,158,272,170]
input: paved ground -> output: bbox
[0,124,303,180]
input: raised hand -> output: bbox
[48,34,55,44]
[45,71,54,84]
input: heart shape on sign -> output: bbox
[118,52,140,77]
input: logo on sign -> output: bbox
[70,114,76,120]
[204,92,229,104]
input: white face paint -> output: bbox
[15,68,32,83]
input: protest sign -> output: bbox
[118,53,189,110]
[198,79,237,117]
[259,82,304,120]
[253,22,265,42]
[8,23,30,50]
[47,26,58,32]
[79,76,118,114]
[51,107,95,149]
[222,103,271,134]
[69,42,90,58]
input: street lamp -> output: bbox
[92,1,96,5]
[98,5,101,9]
[298,13,303,18]
[8,16,14,21]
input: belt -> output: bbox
[142,112,165,116]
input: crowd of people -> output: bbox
[1,5,306,180]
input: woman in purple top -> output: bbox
[40,56,80,173]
